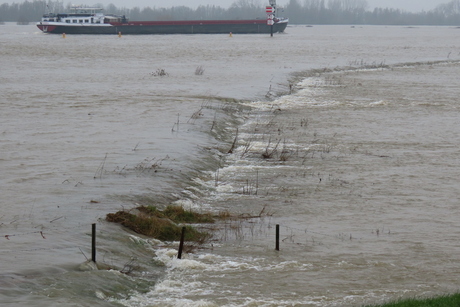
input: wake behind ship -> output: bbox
[36,3,288,35]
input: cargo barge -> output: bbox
[36,5,288,35]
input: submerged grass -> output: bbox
[138,205,215,223]
[106,205,214,242]
[364,293,460,307]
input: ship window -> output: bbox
[66,20,70,23]
[85,19,89,23]
[73,20,77,23]
[79,19,83,23]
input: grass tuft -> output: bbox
[106,205,213,242]
[195,65,205,75]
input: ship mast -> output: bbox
[269,0,277,16]
[268,0,276,37]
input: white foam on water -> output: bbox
[128,235,162,248]
[116,250,316,307]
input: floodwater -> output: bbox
[1,23,460,306]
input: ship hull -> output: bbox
[37,20,288,35]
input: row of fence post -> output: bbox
[90,223,281,264]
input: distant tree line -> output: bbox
[0,0,64,23]
[1,0,460,25]
[283,0,460,25]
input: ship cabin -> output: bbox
[40,7,127,24]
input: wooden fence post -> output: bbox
[276,224,280,251]
[92,223,96,262]
[178,226,186,259]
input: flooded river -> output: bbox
[1,23,460,306]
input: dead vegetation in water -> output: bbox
[347,59,388,69]
[150,68,169,77]
[262,136,281,159]
[213,205,276,242]
[111,156,171,177]
[195,65,205,75]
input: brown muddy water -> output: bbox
[1,23,460,306]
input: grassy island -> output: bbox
[106,205,216,242]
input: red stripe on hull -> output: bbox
[37,24,57,33]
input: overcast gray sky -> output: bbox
[3,0,450,12]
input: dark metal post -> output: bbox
[91,223,96,262]
[275,224,280,251]
[178,226,186,259]
[269,0,276,37]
